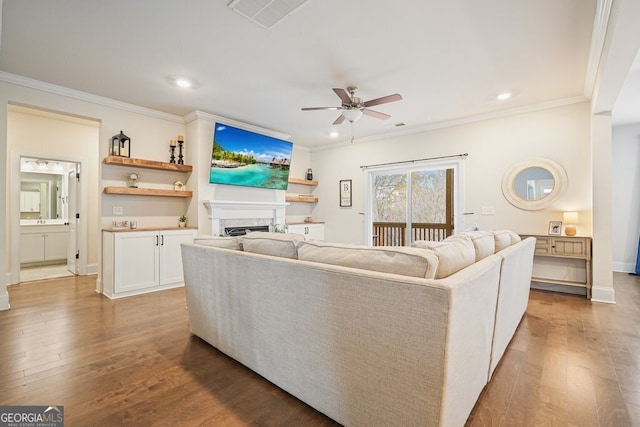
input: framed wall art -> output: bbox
[340,179,352,207]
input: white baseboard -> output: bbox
[613,261,635,273]
[0,290,10,311]
[86,263,98,276]
[591,285,616,304]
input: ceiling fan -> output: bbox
[302,86,402,125]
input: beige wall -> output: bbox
[310,102,592,245]
[7,108,100,272]
[0,78,186,298]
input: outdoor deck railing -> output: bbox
[372,222,452,246]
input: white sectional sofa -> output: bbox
[181,230,535,427]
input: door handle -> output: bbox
[155,235,159,246]
[161,235,164,246]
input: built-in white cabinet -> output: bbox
[287,223,325,240]
[102,228,196,299]
[20,226,68,264]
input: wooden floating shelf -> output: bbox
[104,187,193,198]
[285,195,318,203]
[288,177,318,186]
[104,156,193,173]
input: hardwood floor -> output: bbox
[1,273,639,426]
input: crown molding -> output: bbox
[584,0,614,98]
[0,71,184,123]
[311,96,589,152]
[184,110,291,140]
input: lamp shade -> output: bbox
[563,211,579,224]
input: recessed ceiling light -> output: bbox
[496,92,512,101]
[175,78,192,88]
[168,75,197,89]
[329,131,340,138]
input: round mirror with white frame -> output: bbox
[501,158,568,210]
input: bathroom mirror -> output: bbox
[501,158,567,210]
[19,157,77,223]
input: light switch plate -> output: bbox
[113,206,124,215]
[481,206,495,215]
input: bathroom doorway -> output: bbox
[8,104,98,285]
[18,157,80,282]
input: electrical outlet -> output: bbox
[481,206,495,215]
[113,206,124,215]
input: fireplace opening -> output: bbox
[224,225,270,236]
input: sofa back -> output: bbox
[181,243,503,427]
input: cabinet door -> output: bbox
[114,231,159,293]
[159,230,194,286]
[306,224,325,240]
[20,233,45,263]
[287,224,306,236]
[44,232,68,261]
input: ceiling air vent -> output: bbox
[228,0,311,30]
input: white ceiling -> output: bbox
[0,0,630,147]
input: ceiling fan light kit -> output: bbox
[302,86,403,126]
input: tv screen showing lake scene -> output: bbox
[210,123,293,190]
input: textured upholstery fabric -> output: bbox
[298,240,439,279]
[193,235,241,250]
[240,231,304,259]
[492,230,512,252]
[450,231,496,262]
[489,237,536,378]
[412,237,475,279]
[505,230,522,245]
[181,243,504,427]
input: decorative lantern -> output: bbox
[110,130,130,157]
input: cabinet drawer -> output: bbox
[531,236,552,255]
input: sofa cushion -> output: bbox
[240,232,304,259]
[449,231,496,261]
[193,235,242,250]
[493,230,512,252]
[297,240,439,279]
[506,230,522,245]
[412,237,476,279]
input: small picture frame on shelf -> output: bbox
[548,221,562,235]
[340,179,352,207]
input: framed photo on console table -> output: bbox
[548,221,562,235]
[340,179,352,207]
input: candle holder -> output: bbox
[177,139,184,165]
[169,145,176,163]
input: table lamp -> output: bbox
[563,211,578,236]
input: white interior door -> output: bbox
[67,167,79,274]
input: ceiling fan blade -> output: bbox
[301,107,342,111]
[333,88,352,104]
[363,93,402,108]
[333,115,345,125]
[363,109,391,120]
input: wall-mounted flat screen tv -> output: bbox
[210,123,293,190]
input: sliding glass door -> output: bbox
[367,161,461,247]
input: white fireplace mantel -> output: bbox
[203,200,289,235]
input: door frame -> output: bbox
[364,157,465,247]
[10,151,88,284]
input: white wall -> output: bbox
[311,102,592,245]
[7,108,100,275]
[612,123,640,272]
[0,77,187,304]
[186,113,312,234]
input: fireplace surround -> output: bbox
[203,200,288,236]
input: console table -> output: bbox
[520,235,592,299]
